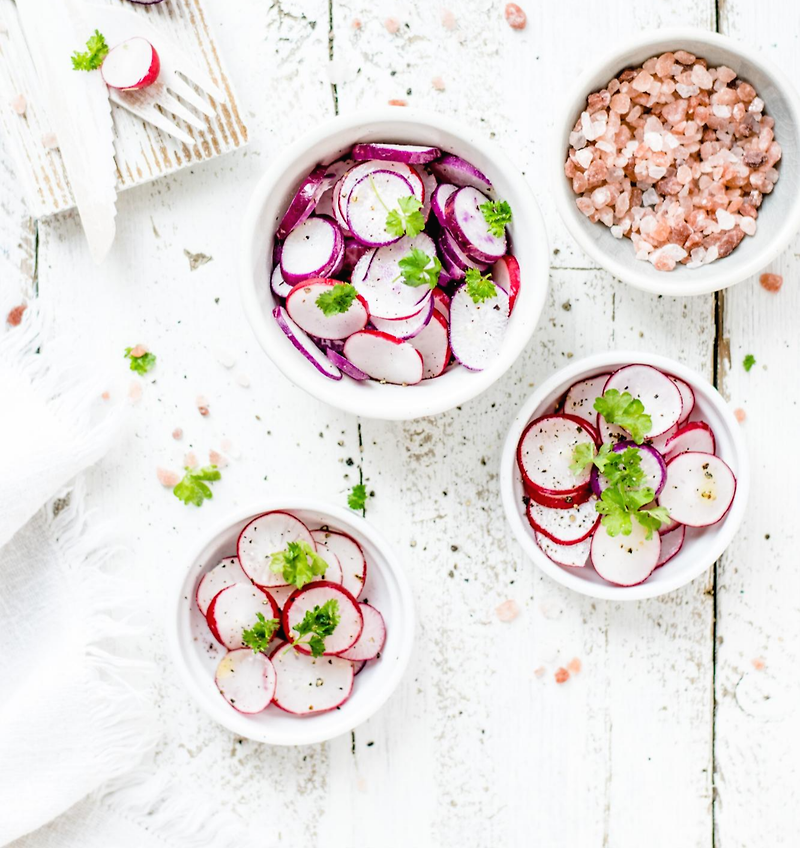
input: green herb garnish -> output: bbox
[464,267,497,304]
[124,346,156,375]
[316,282,357,316]
[479,200,513,237]
[397,248,442,289]
[241,612,279,653]
[289,599,340,657]
[367,174,425,238]
[270,540,328,590]
[347,483,368,512]
[71,30,109,71]
[743,353,756,372]
[594,389,652,445]
[173,465,221,507]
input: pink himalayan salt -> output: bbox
[128,382,142,403]
[759,272,783,292]
[504,3,527,29]
[196,395,210,416]
[752,657,766,671]
[42,132,58,149]
[129,344,148,358]
[441,9,456,30]
[534,666,546,678]
[6,304,26,326]
[567,657,582,675]
[495,599,520,622]
[172,428,183,440]
[431,76,445,91]
[388,99,407,107]
[555,668,570,684]
[384,17,400,34]
[101,391,111,401]
[351,18,361,29]
[10,94,26,115]
[209,449,228,468]
[157,467,180,488]
[734,407,747,423]
[184,451,198,468]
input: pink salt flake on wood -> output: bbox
[184,451,198,469]
[128,382,143,403]
[567,657,582,675]
[6,304,27,326]
[101,391,111,401]
[209,449,228,468]
[129,344,148,358]
[504,3,527,30]
[751,657,766,671]
[759,272,783,292]
[554,668,570,684]
[384,17,400,34]
[734,407,746,423]
[196,395,210,416]
[157,467,180,488]
[10,94,26,115]
[441,9,457,29]
[172,428,183,440]
[431,76,445,91]
[41,132,58,149]
[534,666,546,679]
[495,599,520,622]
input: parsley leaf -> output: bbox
[241,612,279,653]
[594,389,652,444]
[635,504,671,537]
[71,30,109,71]
[398,248,442,289]
[173,466,221,507]
[479,200,513,237]
[385,195,426,238]
[316,282,358,316]
[465,268,497,304]
[270,540,328,590]
[743,353,756,372]
[347,483,368,512]
[290,599,340,657]
[124,346,157,375]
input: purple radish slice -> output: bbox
[352,142,441,164]
[337,161,423,222]
[215,649,277,714]
[281,216,344,285]
[276,166,329,239]
[658,452,736,527]
[270,641,354,716]
[525,482,593,510]
[101,37,160,91]
[439,227,489,274]
[432,184,458,227]
[332,178,353,234]
[419,167,437,222]
[664,421,716,460]
[590,441,667,498]
[408,309,451,379]
[273,305,343,381]
[371,296,433,340]
[432,287,451,320]
[671,376,695,423]
[342,238,372,274]
[444,186,507,263]
[430,153,493,193]
[206,584,280,650]
[448,283,509,372]
[326,349,370,381]
[591,521,661,586]
[526,497,600,546]
[656,524,685,568]
[563,373,611,426]
[315,188,336,219]
[322,157,354,182]
[286,278,369,340]
[282,581,363,656]
[270,263,294,299]
[343,330,424,385]
[310,528,368,598]
[346,170,414,247]
[196,556,249,617]
[338,603,386,661]
[238,510,315,587]
[602,364,684,438]
[535,531,591,568]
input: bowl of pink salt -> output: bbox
[552,28,800,295]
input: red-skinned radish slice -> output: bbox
[602,364,683,438]
[271,263,294,299]
[671,377,695,423]
[276,167,329,239]
[196,556,248,617]
[525,483,593,510]
[310,528,367,598]
[215,649,277,714]
[338,603,386,661]
[491,255,520,313]
[347,170,414,247]
[101,37,160,90]
[590,441,667,498]
[535,531,591,568]
[206,584,280,650]
[282,581,363,656]
[326,349,370,381]
[318,550,344,585]
[371,296,433,340]
[664,421,716,460]
[438,227,489,277]
[432,184,457,226]
[444,187,507,263]
[281,216,344,285]
[430,153,493,193]
[352,142,441,164]
[647,423,678,453]
[563,373,610,426]
[420,167,437,222]
[270,641,354,716]
[658,452,736,527]
[265,584,295,609]
[408,309,451,379]
[656,524,685,567]
[591,521,661,586]
[517,414,600,495]
[526,497,600,546]
[273,306,343,381]
[343,330,424,385]
[432,287,451,321]
[286,279,369,340]
[449,283,509,371]
[237,510,315,587]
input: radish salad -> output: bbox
[196,510,386,716]
[270,143,521,384]
[516,363,737,587]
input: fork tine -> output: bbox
[159,91,207,132]
[108,90,194,146]
[172,64,225,104]
[166,74,216,118]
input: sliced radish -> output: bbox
[281,216,344,285]
[319,551,344,585]
[371,296,433,340]
[664,421,716,460]
[602,364,684,438]
[270,641,354,716]
[656,525,685,568]
[270,263,294,299]
[517,414,600,495]
[347,170,414,247]
[408,309,451,379]
[342,238,371,274]
[276,167,329,239]
[449,283,509,371]
[338,603,386,661]
[101,37,160,91]
[526,497,600,546]
[419,167,437,222]
[590,441,667,498]
[352,659,367,675]
[563,373,610,425]
[238,510,315,587]
[438,227,489,278]
[535,531,591,568]
[491,255,520,313]
[343,330,424,385]
[432,287,451,320]
[336,161,423,223]
[352,142,441,164]
[326,349,370,381]
[215,648,277,714]
[430,153,493,193]
[273,305,343,381]
[206,584,280,650]
[525,484,593,510]
[444,187,507,263]
[671,376,696,424]
[658,452,736,527]
[647,423,678,453]
[432,184,458,226]
[591,520,661,587]
[286,279,369,340]
[282,581,363,656]
[196,556,249,617]
[310,528,368,598]
[266,584,296,609]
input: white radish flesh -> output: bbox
[271,263,294,298]
[215,649,277,714]
[270,642,354,715]
[603,364,683,438]
[101,37,160,91]
[658,452,736,527]
[517,414,599,494]
[430,154,493,193]
[273,306,343,381]
[196,556,249,616]
[238,510,315,587]
[419,167,437,222]
[310,529,367,598]
[563,373,610,425]
[526,497,600,545]
[656,525,685,568]
[371,297,433,340]
[444,187,507,263]
[408,309,451,379]
[590,521,662,587]
[281,217,343,284]
[338,603,386,661]
[347,170,414,247]
[343,331,424,385]
[285,279,369,340]
[535,531,591,568]
[206,584,280,650]
[671,376,695,423]
[491,254,521,313]
[664,421,716,460]
[448,283,509,371]
[431,183,457,226]
[282,581,363,655]
[336,161,423,223]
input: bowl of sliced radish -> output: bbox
[500,351,749,599]
[240,109,548,419]
[167,500,414,745]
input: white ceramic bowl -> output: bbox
[551,28,800,296]
[166,499,415,745]
[241,109,549,420]
[500,351,749,600]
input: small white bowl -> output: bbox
[500,351,749,600]
[240,108,549,420]
[551,28,800,296]
[166,499,415,745]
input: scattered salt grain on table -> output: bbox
[567,657,582,675]
[533,666,546,678]
[41,132,58,149]
[128,382,143,404]
[554,667,570,684]
[504,3,527,30]
[184,451,198,469]
[172,428,183,440]
[432,76,446,91]
[6,304,26,326]
[214,346,235,368]
[157,467,180,488]
[196,395,210,416]
[495,599,520,622]
[441,9,456,30]
[235,373,250,388]
[734,407,746,423]
[760,272,783,292]
[101,391,111,401]
[352,18,361,29]
[220,437,240,459]
[10,94,26,116]
[388,99,408,107]
[752,657,766,671]
[384,17,400,34]
[209,449,228,468]
[129,343,148,358]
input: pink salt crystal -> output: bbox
[567,657,582,675]
[388,99,408,107]
[431,76,445,91]
[751,657,766,671]
[572,173,588,193]
[184,451,198,469]
[441,8,457,29]
[692,64,713,89]
[6,304,26,326]
[674,50,696,65]
[495,599,520,622]
[734,407,746,423]
[196,395,210,416]
[740,217,757,236]
[737,82,756,102]
[221,437,240,458]
[533,666,545,679]
[610,92,630,114]
[172,428,183,440]
[352,18,361,29]
[128,382,143,403]
[760,272,783,292]
[41,132,58,149]
[717,65,737,84]
[662,98,688,124]
[591,187,610,208]
[101,391,111,401]
[655,52,675,77]
[129,344,148,358]
[157,467,180,488]
[504,3,527,29]
[10,94,26,115]
[632,70,653,93]
[209,449,228,468]
[384,17,400,34]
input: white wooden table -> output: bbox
[2,1,798,845]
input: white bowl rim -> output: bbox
[240,107,550,420]
[550,26,800,296]
[500,350,750,600]
[165,498,415,745]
